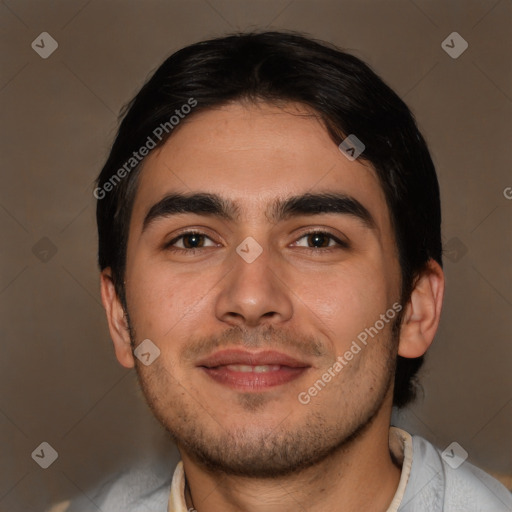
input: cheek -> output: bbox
[125,251,230,348]
[293,261,391,350]
[125,257,200,337]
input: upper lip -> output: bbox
[197,349,311,368]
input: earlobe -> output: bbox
[398,259,445,359]
[100,270,135,368]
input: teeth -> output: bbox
[225,364,281,373]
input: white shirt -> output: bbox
[53,427,512,511]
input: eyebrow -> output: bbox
[142,191,376,232]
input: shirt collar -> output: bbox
[168,427,413,512]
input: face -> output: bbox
[120,101,403,477]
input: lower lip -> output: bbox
[200,366,308,391]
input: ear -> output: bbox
[100,269,135,368]
[398,259,445,358]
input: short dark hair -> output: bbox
[96,31,442,408]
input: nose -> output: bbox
[214,242,293,328]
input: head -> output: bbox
[97,31,444,477]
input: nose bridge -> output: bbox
[234,238,274,289]
[215,235,293,327]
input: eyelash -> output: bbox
[164,230,349,254]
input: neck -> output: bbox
[180,407,401,512]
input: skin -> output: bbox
[101,101,444,512]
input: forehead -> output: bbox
[130,101,390,231]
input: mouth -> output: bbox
[197,349,311,391]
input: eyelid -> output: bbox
[164,229,219,250]
[292,228,350,249]
[164,227,349,252]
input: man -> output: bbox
[74,32,510,511]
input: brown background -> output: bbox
[1,1,511,510]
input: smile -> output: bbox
[197,350,311,391]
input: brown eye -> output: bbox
[294,231,349,250]
[181,233,205,248]
[306,232,331,248]
[166,231,217,252]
